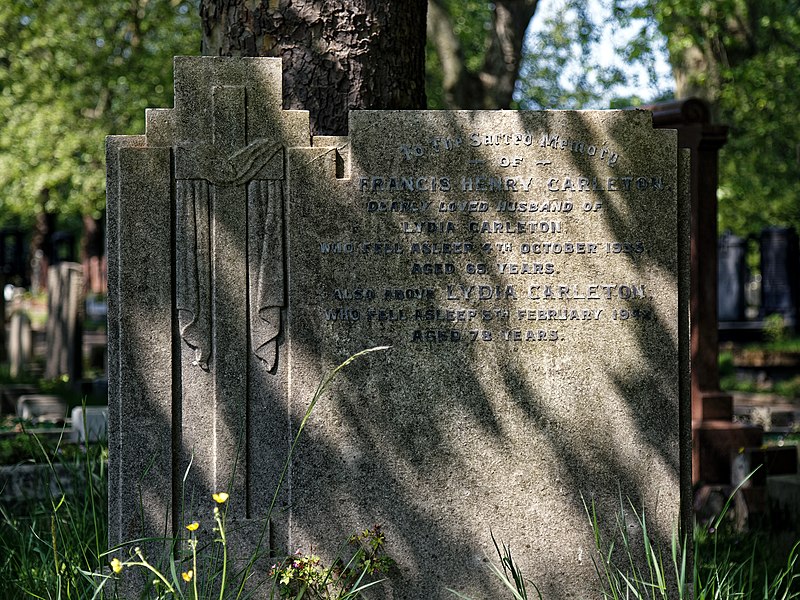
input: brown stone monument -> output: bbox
[647,99,762,486]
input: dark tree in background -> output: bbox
[427,0,539,109]
[200,0,428,136]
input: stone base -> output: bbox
[693,390,734,421]
[692,419,763,484]
[768,474,800,521]
[732,445,798,487]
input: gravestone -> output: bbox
[8,311,32,378]
[44,262,84,381]
[0,228,27,285]
[718,231,748,322]
[760,226,799,328]
[71,405,108,443]
[16,394,67,423]
[107,57,690,599]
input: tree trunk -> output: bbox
[29,192,56,293]
[427,0,539,109]
[200,0,427,135]
[81,214,105,294]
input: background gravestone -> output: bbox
[44,262,83,381]
[760,226,799,328]
[108,57,690,599]
[718,231,748,322]
[8,311,32,379]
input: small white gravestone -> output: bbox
[71,406,108,443]
[17,395,67,423]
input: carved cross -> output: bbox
[175,85,284,372]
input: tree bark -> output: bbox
[663,1,762,108]
[200,0,427,135]
[427,0,539,109]
[81,214,105,294]
[29,192,56,292]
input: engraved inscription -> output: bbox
[315,126,671,348]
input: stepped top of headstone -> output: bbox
[142,57,310,150]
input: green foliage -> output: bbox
[425,0,492,109]
[720,373,800,399]
[0,0,200,225]
[764,314,790,344]
[0,435,107,598]
[611,0,800,239]
[0,431,87,464]
[518,0,633,109]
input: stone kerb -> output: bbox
[108,56,690,599]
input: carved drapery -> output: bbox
[175,141,285,371]
[176,180,212,369]
[249,179,284,370]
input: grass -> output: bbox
[97,346,392,599]
[588,495,800,599]
[719,349,800,399]
[0,429,87,463]
[1,347,394,599]
[4,439,800,599]
[3,353,800,598]
[0,432,108,598]
[447,481,800,599]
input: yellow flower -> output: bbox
[182,570,194,582]
[212,492,229,504]
[186,521,199,532]
[110,557,123,574]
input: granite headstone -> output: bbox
[44,262,84,381]
[718,231,748,322]
[107,57,690,599]
[8,311,32,379]
[760,226,799,328]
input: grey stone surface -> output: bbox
[108,57,690,599]
[16,395,67,422]
[44,262,84,381]
[8,311,32,378]
[287,110,691,599]
[107,57,307,574]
